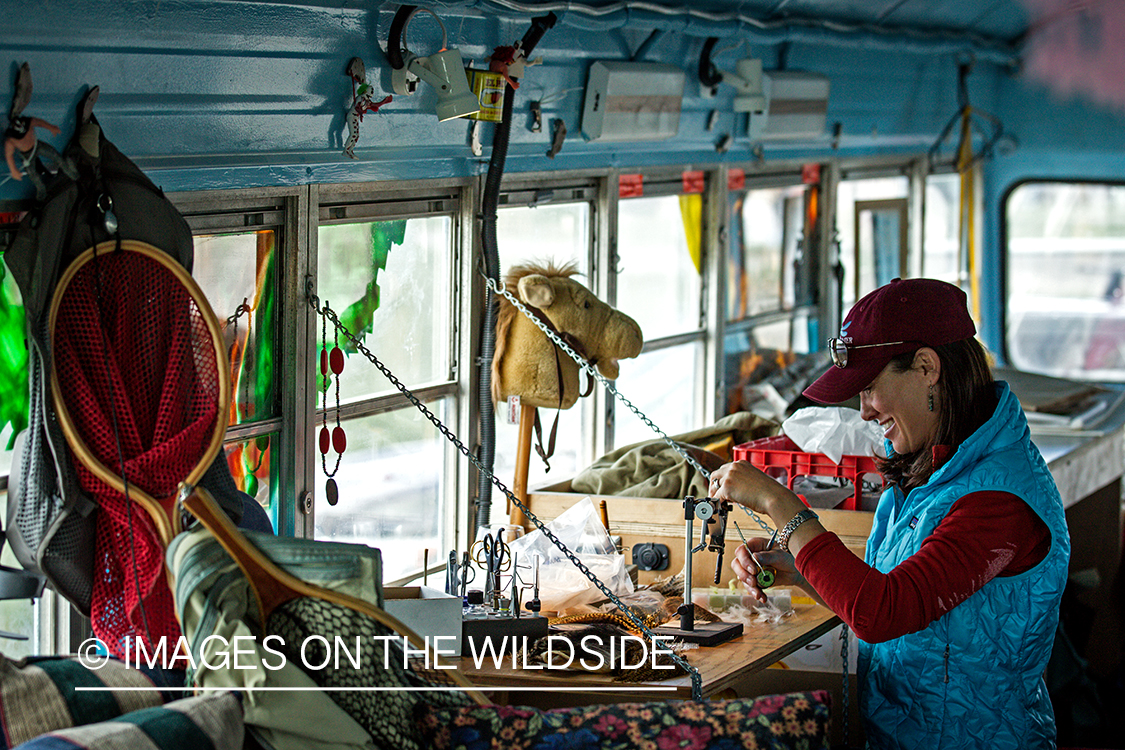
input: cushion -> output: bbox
[0,653,165,748]
[416,690,831,750]
[12,691,243,750]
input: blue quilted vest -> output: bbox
[858,382,1070,750]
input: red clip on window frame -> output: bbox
[619,173,644,198]
[682,170,705,194]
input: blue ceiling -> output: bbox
[449,0,1031,48]
[694,0,1028,41]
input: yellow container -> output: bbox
[467,69,506,122]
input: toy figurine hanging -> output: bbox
[4,62,76,199]
[343,57,392,159]
[319,302,346,504]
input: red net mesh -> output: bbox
[52,246,222,660]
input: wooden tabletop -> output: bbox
[454,595,841,702]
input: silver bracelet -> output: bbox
[776,508,818,553]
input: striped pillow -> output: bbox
[0,654,164,748]
[11,692,242,750]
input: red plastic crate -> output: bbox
[731,435,885,511]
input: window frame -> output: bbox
[1000,177,1125,382]
[309,179,476,565]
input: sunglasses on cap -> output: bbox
[828,337,910,368]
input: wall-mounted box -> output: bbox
[749,71,830,141]
[384,585,463,657]
[581,61,685,142]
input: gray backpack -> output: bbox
[3,87,199,614]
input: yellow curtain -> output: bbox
[679,193,704,273]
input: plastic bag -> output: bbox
[782,406,885,465]
[508,497,633,612]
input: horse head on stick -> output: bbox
[493,261,643,410]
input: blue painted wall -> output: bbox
[0,1,1010,191]
[3,0,1125,347]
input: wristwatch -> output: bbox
[776,508,818,553]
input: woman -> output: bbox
[710,278,1070,750]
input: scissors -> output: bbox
[471,530,512,606]
[446,550,477,597]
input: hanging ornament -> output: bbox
[320,301,345,506]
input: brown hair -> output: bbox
[877,337,996,490]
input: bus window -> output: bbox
[185,196,286,525]
[728,185,804,320]
[724,179,811,417]
[498,201,590,275]
[194,231,279,427]
[0,492,36,657]
[318,218,453,401]
[315,213,458,582]
[923,172,961,285]
[312,405,449,584]
[617,193,702,337]
[836,176,909,309]
[1006,181,1125,382]
[613,341,702,447]
[615,191,705,445]
[494,200,592,488]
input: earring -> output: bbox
[928,384,934,412]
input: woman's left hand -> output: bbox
[731,537,799,604]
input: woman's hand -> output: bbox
[709,460,822,602]
[731,539,800,604]
[707,460,801,518]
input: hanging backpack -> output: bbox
[2,85,245,622]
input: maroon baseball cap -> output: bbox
[803,278,976,404]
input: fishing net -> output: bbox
[50,240,226,658]
[268,596,473,749]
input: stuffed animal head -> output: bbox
[493,262,643,409]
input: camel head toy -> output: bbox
[493,261,643,410]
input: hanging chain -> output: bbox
[305,280,704,700]
[484,275,774,535]
[225,297,252,329]
[225,297,253,420]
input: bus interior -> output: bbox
[0,0,1123,747]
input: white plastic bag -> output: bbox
[782,406,885,465]
[508,497,633,612]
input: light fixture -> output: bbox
[387,6,480,122]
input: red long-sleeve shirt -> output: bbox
[795,489,1052,643]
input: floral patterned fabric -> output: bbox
[415,690,830,750]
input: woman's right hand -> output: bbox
[731,537,801,604]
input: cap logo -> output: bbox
[838,320,853,343]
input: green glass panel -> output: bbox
[193,230,279,425]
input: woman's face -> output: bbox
[858,355,939,455]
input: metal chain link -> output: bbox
[306,283,704,700]
[485,276,775,535]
